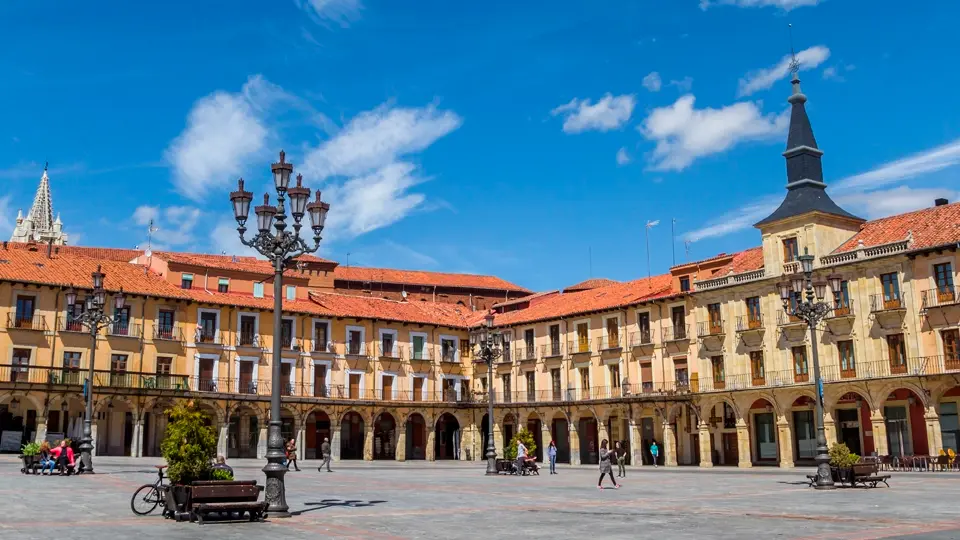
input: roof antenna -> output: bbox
[788,23,799,75]
[144,218,159,273]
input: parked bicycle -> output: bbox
[131,465,169,516]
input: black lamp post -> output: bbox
[471,312,503,475]
[229,151,330,517]
[64,266,125,474]
[777,248,842,490]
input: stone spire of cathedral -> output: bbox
[10,163,69,245]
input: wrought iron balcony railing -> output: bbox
[540,342,564,358]
[567,340,592,355]
[697,320,725,337]
[7,313,47,331]
[661,325,688,342]
[921,287,959,309]
[735,315,764,332]
[629,330,653,347]
[869,293,905,313]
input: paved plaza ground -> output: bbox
[2,456,959,539]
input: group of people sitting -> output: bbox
[36,440,77,475]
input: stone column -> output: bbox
[598,418,609,446]
[91,422,99,457]
[540,421,553,465]
[629,419,643,466]
[34,417,47,445]
[569,421,580,465]
[870,411,888,456]
[131,415,143,458]
[493,422,504,459]
[426,428,436,461]
[736,419,752,468]
[331,423,342,460]
[396,427,407,461]
[698,423,713,467]
[823,410,837,447]
[663,422,678,467]
[925,408,942,457]
[256,424,268,459]
[777,415,794,469]
[363,421,374,461]
[296,424,305,461]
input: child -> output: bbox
[650,440,660,468]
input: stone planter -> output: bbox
[164,485,192,521]
[830,466,853,484]
[20,454,38,474]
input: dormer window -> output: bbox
[782,238,799,263]
[679,276,690,292]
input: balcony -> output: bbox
[514,346,537,363]
[629,330,653,348]
[566,340,592,356]
[540,342,564,359]
[697,320,725,338]
[409,347,431,362]
[869,294,905,313]
[661,325,689,343]
[108,322,142,339]
[236,330,262,348]
[6,313,47,332]
[735,315,764,333]
[825,303,856,320]
[153,324,184,342]
[777,311,806,329]
[312,340,338,354]
[345,342,368,358]
[783,260,801,274]
[439,348,459,363]
[378,342,402,359]
[194,329,222,346]
[58,316,86,334]
[596,335,623,352]
[921,287,959,310]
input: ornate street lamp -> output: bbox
[471,312,503,475]
[229,151,329,517]
[64,265,125,474]
[777,248,835,490]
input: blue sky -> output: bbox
[2,0,959,292]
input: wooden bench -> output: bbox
[189,480,267,524]
[850,463,890,488]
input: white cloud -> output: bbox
[296,0,362,27]
[323,162,426,237]
[210,220,259,258]
[616,147,632,166]
[0,195,13,239]
[737,46,831,97]
[700,0,822,10]
[131,205,201,248]
[302,103,461,180]
[639,94,789,171]
[551,93,636,134]
[642,72,662,92]
[683,137,960,242]
[821,66,839,80]
[669,77,694,92]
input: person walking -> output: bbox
[615,441,626,478]
[547,440,558,475]
[319,437,333,472]
[597,439,619,490]
[286,438,301,471]
[650,440,660,468]
[515,439,528,475]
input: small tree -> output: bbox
[161,401,217,484]
[504,428,537,461]
[828,442,859,468]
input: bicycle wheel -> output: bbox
[131,484,161,516]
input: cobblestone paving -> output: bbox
[2,456,958,539]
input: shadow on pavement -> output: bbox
[291,499,387,516]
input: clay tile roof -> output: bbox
[492,290,560,309]
[488,274,676,327]
[0,249,189,299]
[562,278,619,293]
[308,291,475,328]
[5,242,141,262]
[722,247,765,275]
[833,201,960,253]
[150,251,336,276]
[333,266,531,293]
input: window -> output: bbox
[524,328,535,357]
[637,312,651,343]
[549,324,561,355]
[605,317,620,348]
[14,295,35,326]
[63,351,81,370]
[156,356,172,375]
[675,365,689,387]
[157,309,175,339]
[750,350,765,381]
[551,368,561,400]
[838,340,856,374]
[381,332,396,357]
[65,300,84,331]
[412,334,427,360]
[837,281,850,308]
[285,286,296,301]
[281,319,294,349]
[502,374,512,403]
[217,278,229,293]
[934,262,955,292]
[671,306,686,338]
[576,323,589,352]
[253,282,264,298]
[707,303,722,333]
[745,297,761,327]
[610,364,621,389]
[711,356,725,384]
[943,329,960,368]
[11,348,30,382]
[679,276,690,292]
[940,402,960,453]
[111,354,128,372]
[526,371,536,401]
[314,321,329,352]
[198,311,218,342]
[113,306,130,335]
[181,273,194,289]
[460,338,470,358]
[441,337,457,362]
[239,315,257,346]
[792,346,809,381]
[348,329,364,355]
[782,237,799,263]
[579,367,589,393]
[887,333,907,373]
[881,272,901,308]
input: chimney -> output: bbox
[935,198,949,207]
[2,241,7,250]
[47,238,54,259]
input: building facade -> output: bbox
[1,72,959,468]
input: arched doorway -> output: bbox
[502,414,516,455]
[749,399,777,464]
[435,413,461,460]
[550,414,570,464]
[605,414,629,465]
[306,410,331,460]
[790,396,817,465]
[480,414,491,459]
[883,388,927,457]
[940,386,960,453]
[374,413,397,460]
[527,413,543,462]
[578,415,599,465]
[141,401,172,457]
[406,413,427,460]
[97,400,134,456]
[227,406,259,458]
[281,409,296,445]
[340,412,365,460]
[834,391,872,456]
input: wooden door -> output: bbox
[199,358,214,391]
[606,318,619,348]
[349,373,361,399]
[722,433,738,465]
[239,362,254,394]
[314,365,327,397]
[281,362,292,395]
[413,377,424,401]
[382,375,393,401]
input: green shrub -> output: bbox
[21,442,41,456]
[504,429,537,461]
[211,468,234,481]
[828,442,860,468]
[160,401,217,484]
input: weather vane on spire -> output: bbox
[788,23,800,75]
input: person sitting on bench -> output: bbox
[38,441,57,475]
[50,440,75,475]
